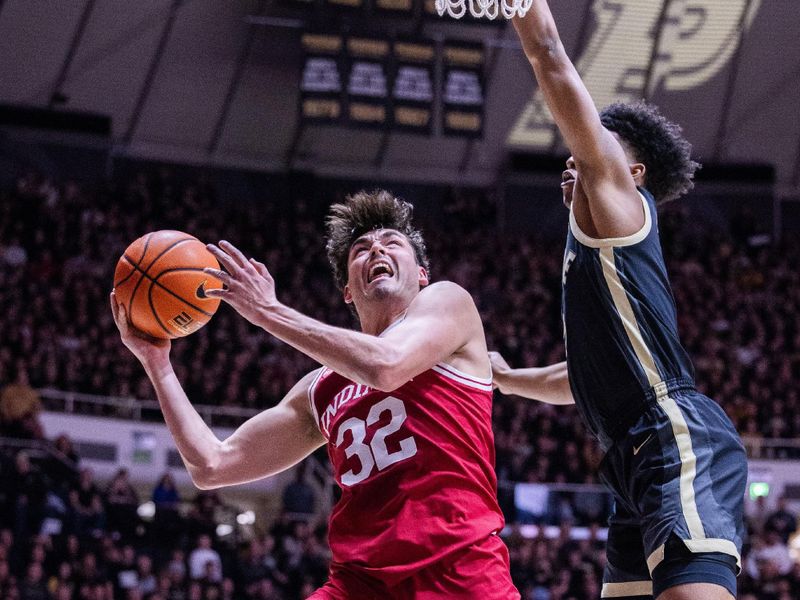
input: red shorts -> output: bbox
[307,533,520,600]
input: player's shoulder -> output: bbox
[408,281,478,322]
[571,189,657,250]
[417,280,474,305]
[298,367,327,388]
[283,369,328,443]
[288,368,329,416]
[283,368,327,405]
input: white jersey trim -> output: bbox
[378,314,406,337]
[307,367,327,435]
[569,191,652,248]
[432,362,493,391]
[599,246,663,387]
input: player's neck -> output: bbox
[357,303,409,336]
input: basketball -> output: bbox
[113,230,223,339]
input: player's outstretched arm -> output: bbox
[512,1,643,237]
[265,279,483,392]
[202,244,483,391]
[111,292,325,489]
[490,351,573,405]
[373,280,487,389]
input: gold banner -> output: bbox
[347,38,390,59]
[301,34,343,54]
[395,107,431,128]
[444,46,483,67]
[445,110,481,131]
[303,99,341,119]
[349,103,386,123]
[394,42,435,63]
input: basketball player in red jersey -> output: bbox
[110,190,519,599]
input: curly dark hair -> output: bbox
[600,101,700,204]
[325,190,430,290]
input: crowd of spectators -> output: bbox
[0,507,331,599]
[3,169,799,454]
[3,437,798,600]
[0,425,330,599]
[1,165,800,597]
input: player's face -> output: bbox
[344,229,427,305]
[562,146,645,208]
[561,156,578,208]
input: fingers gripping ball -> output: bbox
[113,230,223,339]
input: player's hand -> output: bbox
[110,291,170,365]
[488,351,511,391]
[203,240,279,326]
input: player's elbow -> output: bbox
[370,373,406,393]
[362,354,409,392]
[186,452,226,490]
[362,368,403,393]
[527,36,567,66]
[188,463,224,490]
[552,394,576,406]
[191,475,221,491]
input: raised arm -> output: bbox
[203,243,486,392]
[255,279,483,392]
[368,280,488,389]
[111,292,325,490]
[489,351,573,405]
[512,1,644,237]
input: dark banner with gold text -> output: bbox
[441,41,484,138]
[299,33,345,125]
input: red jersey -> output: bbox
[308,361,505,586]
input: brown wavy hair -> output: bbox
[325,190,430,290]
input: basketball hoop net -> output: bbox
[435,0,533,20]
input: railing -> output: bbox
[37,387,337,518]
[0,435,79,474]
[38,388,261,427]
[39,389,799,457]
[31,388,800,534]
[741,436,800,460]
[498,481,608,494]
[39,389,798,459]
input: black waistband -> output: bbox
[642,377,696,405]
[598,377,696,449]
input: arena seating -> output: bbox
[2,167,797,598]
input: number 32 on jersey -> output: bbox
[334,396,418,487]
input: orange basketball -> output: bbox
[113,230,223,339]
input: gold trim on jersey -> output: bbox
[570,191,652,248]
[597,247,743,573]
[601,581,653,597]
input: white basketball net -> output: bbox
[435,0,533,20]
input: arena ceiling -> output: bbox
[0,0,798,193]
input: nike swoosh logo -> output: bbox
[633,434,653,456]
[196,280,208,299]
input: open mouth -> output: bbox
[367,261,394,283]
[561,170,576,188]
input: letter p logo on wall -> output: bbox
[507,0,761,150]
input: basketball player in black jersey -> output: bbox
[492,2,747,599]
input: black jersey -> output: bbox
[561,188,695,450]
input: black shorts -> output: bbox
[599,390,746,598]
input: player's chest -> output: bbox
[317,381,376,439]
[317,382,421,487]
[562,240,595,297]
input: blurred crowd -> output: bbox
[0,430,330,599]
[1,429,798,599]
[1,167,799,598]
[3,170,798,452]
